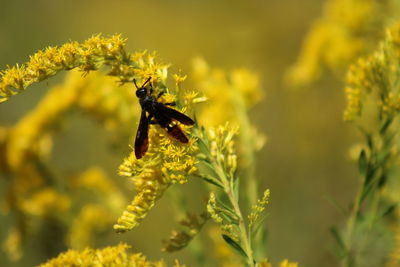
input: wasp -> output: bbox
[133,77,195,159]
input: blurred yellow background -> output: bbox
[0,1,359,266]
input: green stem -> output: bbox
[343,180,363,267]
[215,163,254,267]
[231,87,258,207]
[228,84,264,263]
[343,121,392,267]
[226,183,255,267]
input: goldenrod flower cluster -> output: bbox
[68,204,113,249]
[3,228,23,261]
[0,35,178,258]
[386,226,400,267]
[257,259,299,267]
[0,34,170,103]
[115,92,198,233]
[66,168,125,250]
[0,35,121,102]
[37,243,185,267]
[192,57,263,128]
[336,24,400,267]
[21,188,71,217]
[0,34,279,266]
[248,189,270,228]
[191,58,265,213]
[207,124,238,179]
[0,68,131,258]
[344,24,400,121]
[207,192,224,224]
[287,0,394,86]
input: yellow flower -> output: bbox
[115,104,198,232]
[2,228,22,261]
[287,0,393,86]
[5,76,79,171]
[0,34,169,103]
[114,168,170,233]
[36,243,185,267]
[21,188,71,217]
[344,24,400,121]
[386,226,400,267]
[71,167,125,210]
[115,135,197,232]
[67,204,113,249]
[248,189,270,227]
[191,57,263,127]
[257,259,299,267]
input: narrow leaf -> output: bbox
[233,177,240,200]
[250,213,268,235]
[196,174,223,188]
[377,174,387,188]
[379,203,398,219]
[214,201,239,223]
[197,137,210,155]
[330,226,346,252]
[200,161,221,180]
[380,118,392,135]
[366,133,373,149]
[358,149,367,177]
[222,234,248,259]
[324,196,347,217]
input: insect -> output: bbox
[133,77,195,159]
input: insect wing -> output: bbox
[159,104,195,125]
[166,124,189,143]
[135,110,149,159]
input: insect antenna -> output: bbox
[133,77,151,90]
[133,79,139,90]
[141,77,152,87]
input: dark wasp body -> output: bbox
[134,77,195,159]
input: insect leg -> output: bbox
[157,91,164,99]
[149,83,153,95]
[148,114,157,124]
[133,79,139,89]
[164,102,176,106]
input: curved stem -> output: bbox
[215,163,255,267]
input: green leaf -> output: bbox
[364,165,376,187]
[233,177,240,200]
[358,149,367,177]
[250,213,268,235]
[377,149,391,165]
[199,161,221,180]
[383,131,395,148]
[366,133,373,149]
[196,137,210,156]
[196,174,223,189]
[217,200,237,217]
[377,174,387,188]
[215,201,239,224]
[324,196,347,217]
[330,226,346,252]
[380,118,392,135]
[222,234,248,259]
[360,182,374,204]
[379,203,398,219]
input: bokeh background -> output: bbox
[0,0,360,266]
